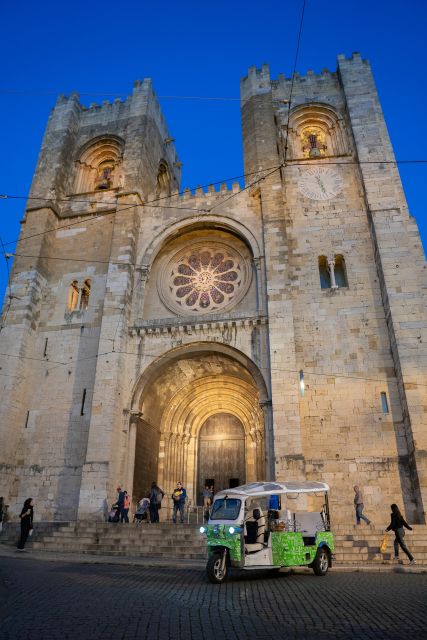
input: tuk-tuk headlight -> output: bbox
[199,526,206,534]
[228,527,235,534]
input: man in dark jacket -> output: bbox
[171,482,187,524]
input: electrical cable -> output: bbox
[0,88,242,101]
[209,0,307,212]
[0,236,13,332]
[0,163,287,248]
[283,0,307,163]
[1,157,426,206]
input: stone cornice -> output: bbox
[129,313,268,336]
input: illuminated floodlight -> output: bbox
[299,370,305,396]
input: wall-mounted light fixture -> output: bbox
[299,370,305,397]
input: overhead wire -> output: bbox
[2,343,426,390]
[0,236,13,332]
[283,0,307,163]
[0,0,424,395]
[1,157,426,205]
[209,0,306,211]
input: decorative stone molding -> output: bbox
[131,313,267,338]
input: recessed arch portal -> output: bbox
[130,346,267,506]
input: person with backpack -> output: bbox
[149,482,165,523]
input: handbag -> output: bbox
[379,533,388,554]
[29,528,34,537]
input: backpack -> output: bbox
[124,494,130,509]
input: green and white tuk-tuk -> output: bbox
[200,481,334,583]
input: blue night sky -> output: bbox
[0,0,426,299]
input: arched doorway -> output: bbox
[197,413,246,504]
[130,346,268,506]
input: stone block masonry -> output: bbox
[1,52,426,525]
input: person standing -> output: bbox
[0,497,4,534]
[117,487,129,523]
[386,503,415,565]
[171,482,187,524]
[149,482,164,523]
[121,491,130,523]
[203,485,212,509]
[17,498,33,551]
[353,485,371,525]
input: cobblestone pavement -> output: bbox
[1,557,426,640]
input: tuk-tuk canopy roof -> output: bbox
[215,481,330,498]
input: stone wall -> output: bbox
[1,54,426,525]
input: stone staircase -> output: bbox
[333,525,427,565]
[1,521,426,565]
[0,522,207,560]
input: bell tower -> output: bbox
[0,80,181,519]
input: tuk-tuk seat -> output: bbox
[294,512,324,539]
[245,508,266,553]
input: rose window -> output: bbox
[170,249,242,312]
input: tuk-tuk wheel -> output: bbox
[312,547,329,576]
[207,553,227,584]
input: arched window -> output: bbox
[67,281,80,311]
[66,279,91,312]
[318,256,331,289]
[74,137,124,193]
[334,255,348,288]
[156,161,171,196]
[318,254,348,290]
[287,104,348,160]
[80,279,91,310]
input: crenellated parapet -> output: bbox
[27,78,181,215]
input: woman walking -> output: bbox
[386,503,415,565]
[17,498,34,551]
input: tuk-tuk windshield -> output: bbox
[210,498,241,521]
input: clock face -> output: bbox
[298,167,343,201]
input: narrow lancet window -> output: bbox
[318,256,331,289]
[381,392,389,414]
[80,279,91,310]
[67,281,80,311]
[334,255,348,288]
[318,255,348,290]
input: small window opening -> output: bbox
[81,389,87,416]
[80,279,91,311]
[334,255,348,288]
[67,281,80,311]
[318,256,331,289]
[156,162,171,196]
[380,392,389,414]
[43,338,48,358]
[25,411,29,429]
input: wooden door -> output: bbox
[197,413,246,505]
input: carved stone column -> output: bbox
[127,410,142,497]
[328,258,338,289]
[259,399,274,480]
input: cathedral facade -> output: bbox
[1,53,426,523]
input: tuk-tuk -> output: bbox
[200,481,334,583]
